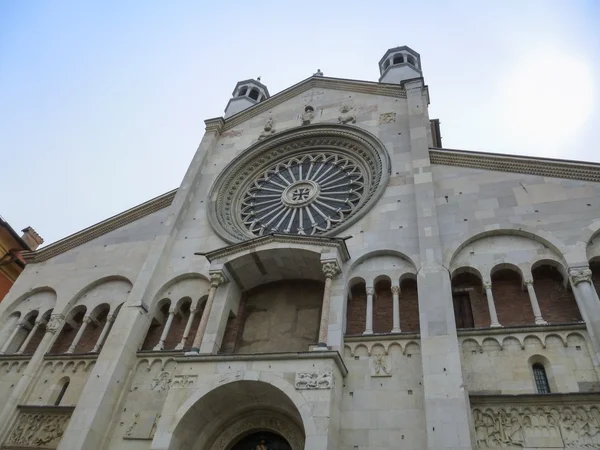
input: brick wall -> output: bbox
[50,312,85,354]
[591,261,600,299]
[452,273,490,328]
[346,283,367,335]
[491,269,535,326]
[533,265,582,324]
[221,297,246,354]
[23,323,46,354]
[400,278,420,333]
[374,280,393,333]
[164,304,190,350]
[140,304,170,351]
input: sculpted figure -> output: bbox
[301,105,315,125]
[338,104,356,124]
[258,117,275,140]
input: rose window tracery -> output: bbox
[240,153,364,236]
[208,125,391,243]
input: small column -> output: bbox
[187,272,227,354]
[16,318,46,354]
[364,286,374,335]
[391,285,401,333]
[92,313,116,353]
[153,308,177,351]
[175,306,197,350]
[66,316,92,354]
[524,278,548,325]
[483,281,502,328]
[0,319,25,354]
[317,261,341,348]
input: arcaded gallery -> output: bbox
[2,46,600,450]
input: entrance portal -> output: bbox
[230,431,291,450]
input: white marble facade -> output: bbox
[2,46,600,450]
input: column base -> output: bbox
[363,330,373,336]
[184,348,200,356]
[313,343,329,351]
[174,343,185,350]
[391,328,401,333]
[152,344,165,351]
[490,322,503,328]
[535,318,548,325]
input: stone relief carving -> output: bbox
[124,412,161,440]
[210,414,304,450]
[379,112,396,124]
[300,105,315,125]
[6,411,71,448]
[150,371,171,391]
[371,352,391,377]
[258,117,276,140]
[570,268,593,286]
[473,404,600,448]
[45,315,64,334]
[171,374,197,388]
[294,370,334,389]
[338,104,356,124]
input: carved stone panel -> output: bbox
[379,112,396,124]
[171,374,197,388]
[123,412,161,440]
[4,406,73,449]
[294,370,334,389]
[370,352,392,377]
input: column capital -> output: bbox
[107,313,117,322]
[390,285,400,295]
[366,287,375,296]
[483,281,492,290]
[34,317,47,326]
[322,261,341,279]
[524,278,534,286]
[82,315,93,325]
[45,315,64,334]
[570,267,593,286]
[209,271,228,288]
[168,307,177,315]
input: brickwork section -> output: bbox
[533,265,582,324]
[491,269,535,326]
[346,283,367,335]
[221,297,246,354]
[164,304,190,350]
[374,280,393,333]
[591,262,600,299]
[50,322,81,354]
[23,323,46,354]
[452,273,490,329]
[140,304,170,351]
[76,314,106,353]
[400,278,420,333]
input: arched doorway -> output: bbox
[161,380,306,450]
[230,431,291,450]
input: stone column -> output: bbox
[0,314,64,439]
[174,306,196,350]
[524,278,548,325]
[0,319,25,354]
[153,308,177,351]
[391,285,401,333]
[92,313,116,353]
[65,315,92,354]
[16,317,46,354]
[364,286,374,335]
[187,272,226,354]
[483,281,502,328]
[317,261,341,347]
[569,267,600,363]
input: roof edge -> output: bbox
[24,189,178,264]
[429,147,600,183]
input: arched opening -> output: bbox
[222,280,323,354]
[22,309,52,354]
[373,277,392,333]
[399,277,419,333]
[76,303,110,353]
[451,272,480,329]
[50,306,87,354]
[491,267,534,326]
[531,263,582,324]
[168,380,305,450]
[346,279,366,336]
[231,432,291,450]
[393,54,404,64]
[49,376,70,405]
[383,59,390,70]
[8,311,38,354]
[248,88,260,101]
[141,300,170,350]
[589,259,600,298]
[407,55,416,66]
[163,297,192,350]
[532,363,551,394]
[238,86,248,97]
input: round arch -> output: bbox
[62,275,132,315]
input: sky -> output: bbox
[1,0,599,246]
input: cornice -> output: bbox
[470,392,600,405]
[172,350,348,376]
[199,234,351,263]
[344,332,420,342]
[457,322,586,337]
[430,147,600,183]
[221,76,406,132]
[23,189,177,264]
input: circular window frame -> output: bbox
[208,124,391,243]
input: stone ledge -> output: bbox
[470,392,600,405]
[16,404,76,413]
[171,350,349,377]
[44,353,99,360]
[345,332,420,342]
[0,354,31,362]
[457,322,586,337]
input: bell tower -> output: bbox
[224,78,270,118]
[378,45,422,84]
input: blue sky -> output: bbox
[1,1,599,245]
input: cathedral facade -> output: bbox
[2,46,600,450]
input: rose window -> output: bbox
[240,154,364,236]
[208,125,390,243]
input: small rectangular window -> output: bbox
[533,364,551,394]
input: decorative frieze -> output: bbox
[379,112,396,124]
[294,370,334,389]
[4,406,74,449]
[150,371,171,391]
[371,352,391,377]
[171,374,196,388]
